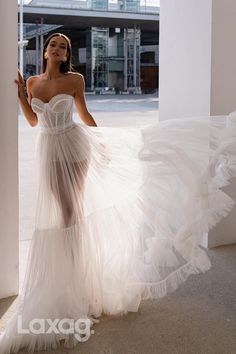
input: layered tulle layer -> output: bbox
[0,111,235,353]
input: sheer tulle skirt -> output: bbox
[0,113,235,353]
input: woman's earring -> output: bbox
[44,52,48,59]
[63,57,67,63]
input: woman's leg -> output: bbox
[50,160,89,228]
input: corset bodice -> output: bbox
[31,94,76,134]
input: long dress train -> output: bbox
[0,93,235,353]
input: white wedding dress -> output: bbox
[0,93,235,353]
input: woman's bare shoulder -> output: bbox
[66,72,85,93]
[67,71,84,81]
[26,75,41,87]
[27,74,42,81]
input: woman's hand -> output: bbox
[14,70,38,127]
[14,69,25,98]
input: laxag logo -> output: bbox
[17,315,95,342]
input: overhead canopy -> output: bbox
[19,3,159,31]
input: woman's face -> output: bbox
[46,36,68,62]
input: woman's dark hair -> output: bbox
[41,33,75,74]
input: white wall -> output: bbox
[209,0,236,246]
[159,0,236,117]
[159,0,212,120]
[0,0,19,298]
[159,0,236,247]
[211,0,236,115]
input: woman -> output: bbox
[0,32,235,353]
[18,33,98,230]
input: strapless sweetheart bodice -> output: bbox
[31,94,76,133]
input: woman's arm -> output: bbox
[73,73,97,127]
[15,71,38,127]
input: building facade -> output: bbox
[19,0,159,93]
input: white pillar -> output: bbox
[159,0,212,120]
[159,0,236,247]
[0,1,19,298]
[208,0,236,247]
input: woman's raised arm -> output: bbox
[15,70,38,127]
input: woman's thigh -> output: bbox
[50,159,89,225]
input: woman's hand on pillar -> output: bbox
[14,69,25,98]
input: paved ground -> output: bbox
[1,94,236,354]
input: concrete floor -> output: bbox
[1,94,236,354]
